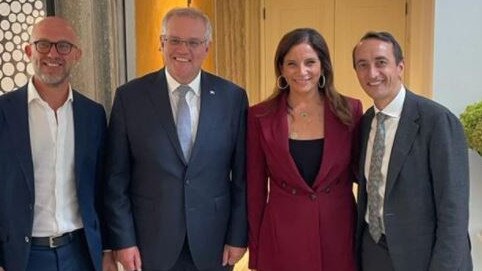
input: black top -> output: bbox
[289,138,324,187]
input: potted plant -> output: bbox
[460,101,482,156]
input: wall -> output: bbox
[54,0,124,111]
[433,1,482,269]
[0,0,46,94]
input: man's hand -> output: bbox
[114,246,142,271]
[222,245,247,266]
[0,266,4,271]
[102,251,118,271]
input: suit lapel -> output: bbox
[258,94,359,191]
[3,86,35,196]
[258,94,308,188]
[146,69,186,163]
[188,72,214,162]
[313,100,351,189]
[385,91,420,197]
[359,108,375,185]
[72,91,87,191]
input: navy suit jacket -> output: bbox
[356,90,472,270]
[104,69,248,270]
[0,85,106,271]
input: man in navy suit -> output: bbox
[0,17,115,271]
[353,31,472,271]
[104,7,248,271]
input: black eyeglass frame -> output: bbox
[32,40,77,55]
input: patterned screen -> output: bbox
[0,0,47,95]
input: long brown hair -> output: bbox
[268,28,353,126]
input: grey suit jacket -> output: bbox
[0,85,106,271]
[104,69,248,270]
[356,90,472,271]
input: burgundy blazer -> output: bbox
[247,93,362,271]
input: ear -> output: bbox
[24,44,33,59]
[73,48,82,62]
[204,41,210,53]
[160,40,165,52]
[397,60,405,80]
[397,59,405,77]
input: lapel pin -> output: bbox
[209,90,215,95]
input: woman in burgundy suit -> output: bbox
[247,28,362,271]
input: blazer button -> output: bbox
[310,193,317,200]
[281,182,287,188]
[291,188,297,195]
[324,187,331,193]
[185,179,190,185]
[25,236,30,243]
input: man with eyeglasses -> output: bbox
[104,7,248,271]
[0,17,116,271]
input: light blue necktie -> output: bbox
[367,112,389,242]
[176,85,192,160]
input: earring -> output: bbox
[277,75,289,90]
[318,74,326,89]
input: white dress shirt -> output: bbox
[165,69,201,144]
[28,78,83,237]
[364,86,406,232]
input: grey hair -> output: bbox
[161,7,213,42]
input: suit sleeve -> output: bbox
[0,111,5,267]
[225,89,249,247]
[246,108,269,269]
[93,106,108,249]
[428,111,470,271]
[103,89,137,249]
[0,252,3,270]
[0,109,4,269]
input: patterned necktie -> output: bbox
[367,112,389,242]
[176,85,192,160]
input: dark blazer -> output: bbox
[104,69,248,270]
[356,89,472,271]
[247,93,362,271]
[0,85,106,271]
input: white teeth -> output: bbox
[45,62,60,67]
[175,57,189,62]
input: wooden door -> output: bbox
[262,0,407,109]
[262,0,335,100]
[333,0,407,108]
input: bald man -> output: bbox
[0,17,115,271]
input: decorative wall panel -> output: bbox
[0,0,47,94]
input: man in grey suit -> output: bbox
[352,31,472,271]
[104,7,248,271]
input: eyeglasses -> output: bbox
[161,36,207,49]
[32,40,76,55]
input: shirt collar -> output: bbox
[165,69,201,97]
[27,77,74,105]
[374,85,406,118]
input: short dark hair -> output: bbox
[352,31,404,68]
